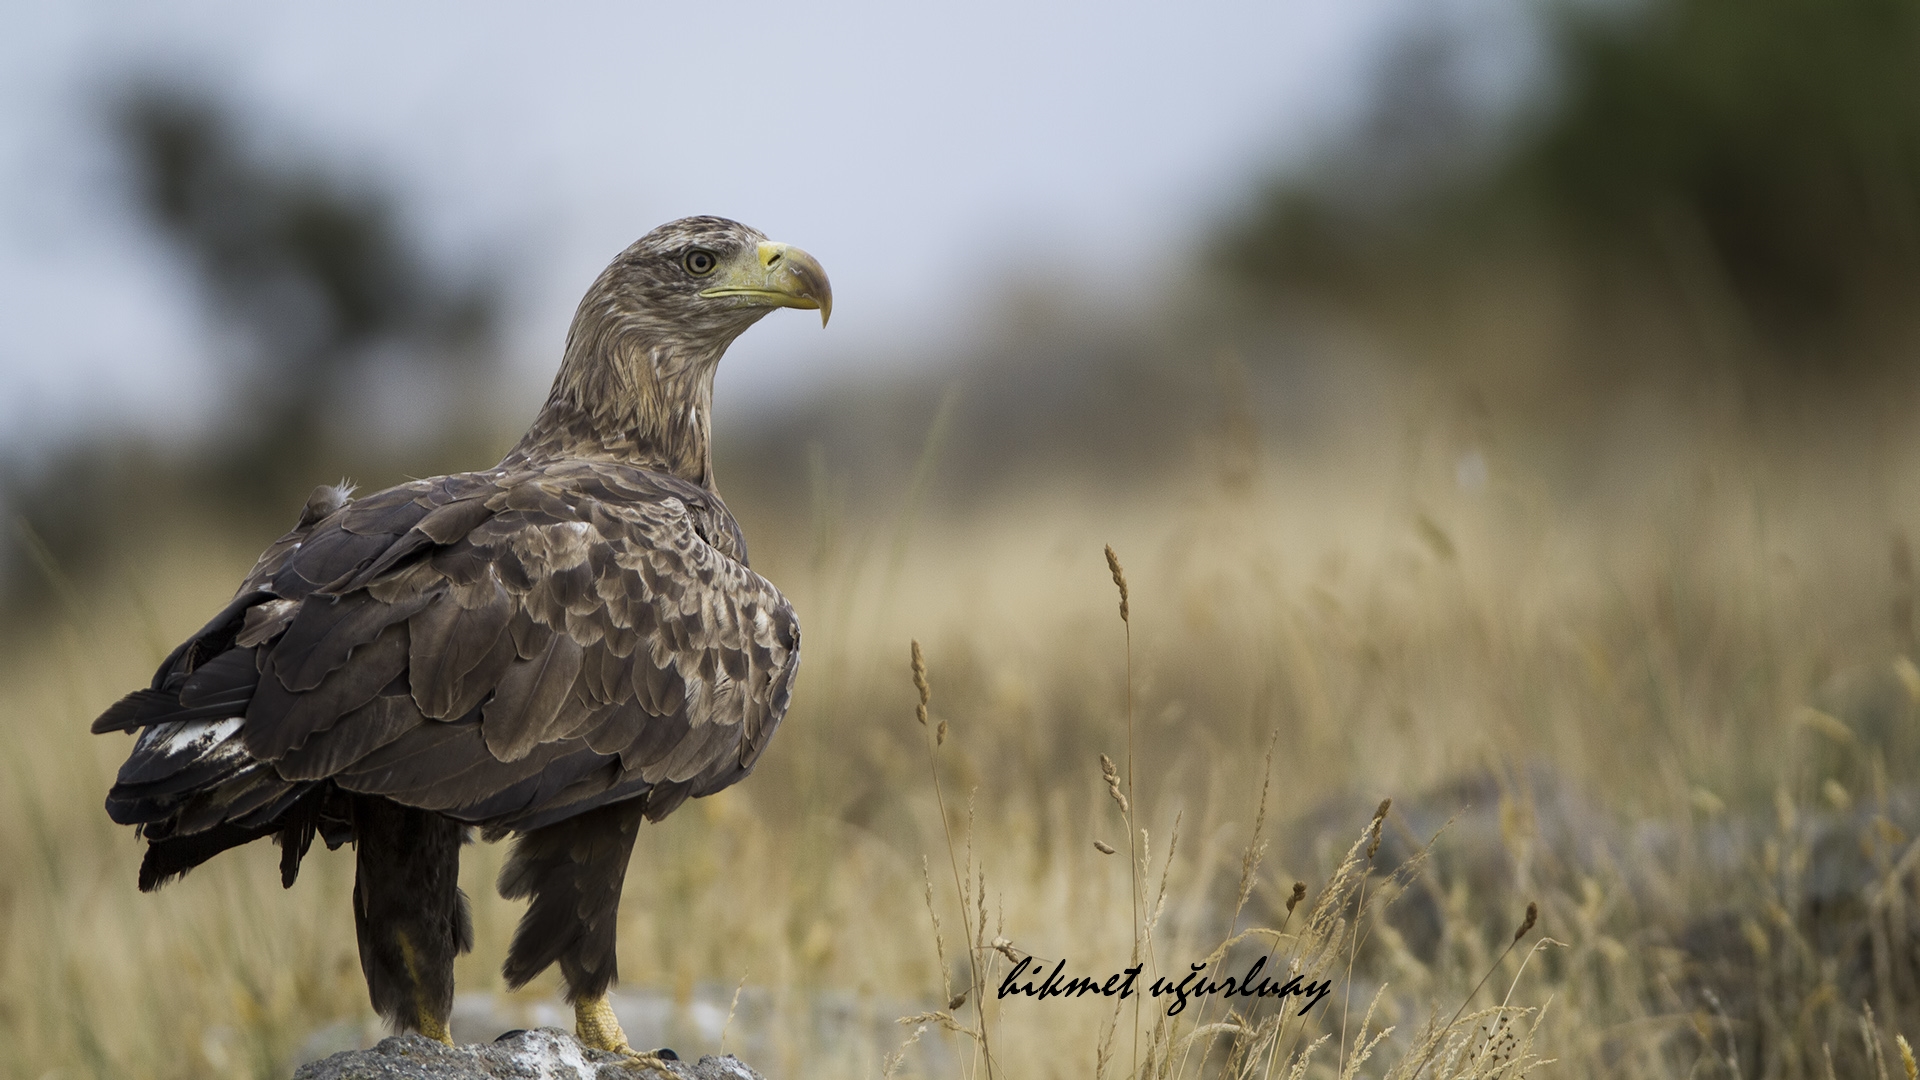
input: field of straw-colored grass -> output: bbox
[8,401,1920,1079]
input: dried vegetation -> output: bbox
[7,385,1920,1079]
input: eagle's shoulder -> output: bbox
[516,459,751,564]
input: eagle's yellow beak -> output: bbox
[699,241,833,327]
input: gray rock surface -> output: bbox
[295,985,926,1075]
[293,1030,765,1080]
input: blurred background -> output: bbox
[6,0,1920,1077]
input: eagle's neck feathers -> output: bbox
[507,296,748,489]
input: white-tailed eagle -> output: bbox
[93,217,828,1061]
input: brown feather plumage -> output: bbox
[96,215,820,1032]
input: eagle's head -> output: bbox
[529,217,831,482]
[578,216,831,350]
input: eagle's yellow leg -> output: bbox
[575,997,670,1072]
[395,930,454,1045]
[415,1011,453,1045]
[575,995,633,1052]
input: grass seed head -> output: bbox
[1100,753,1129,814]
[911,639,930,726]
[1104,544,1129,623]
[1094,840,1115,854]
[1366,798,1391,860]
[1236,836,1268,909]
[1515,901,1539,942]
[1287,881,1307,914]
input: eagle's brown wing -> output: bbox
[105,461,797,838]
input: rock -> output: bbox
[292,1029,766,1080]
[293,985,938,1077]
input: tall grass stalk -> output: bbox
[1106,544,1144,1077]
[912,640,996,1079]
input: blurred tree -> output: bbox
[113,85,499,503]
[1518,0,1920,342]
[3,84,501,610]
[1222,0,1920,383]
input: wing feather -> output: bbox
[275,693,425,781]
[247,622,412,759]
[408,572,513,719]
[266,591,429,694]
[481,634,586,762]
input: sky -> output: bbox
[0,0,1531,453]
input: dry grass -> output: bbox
[8,386,1920,1078]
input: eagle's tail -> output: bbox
[103,707,324,890]
[95,591,326,890]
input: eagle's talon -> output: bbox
[617,1050,674,1075]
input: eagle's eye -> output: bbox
[683,249,718,276]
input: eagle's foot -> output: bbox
[414,1012,454,1046]
[575,996,675,1073]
